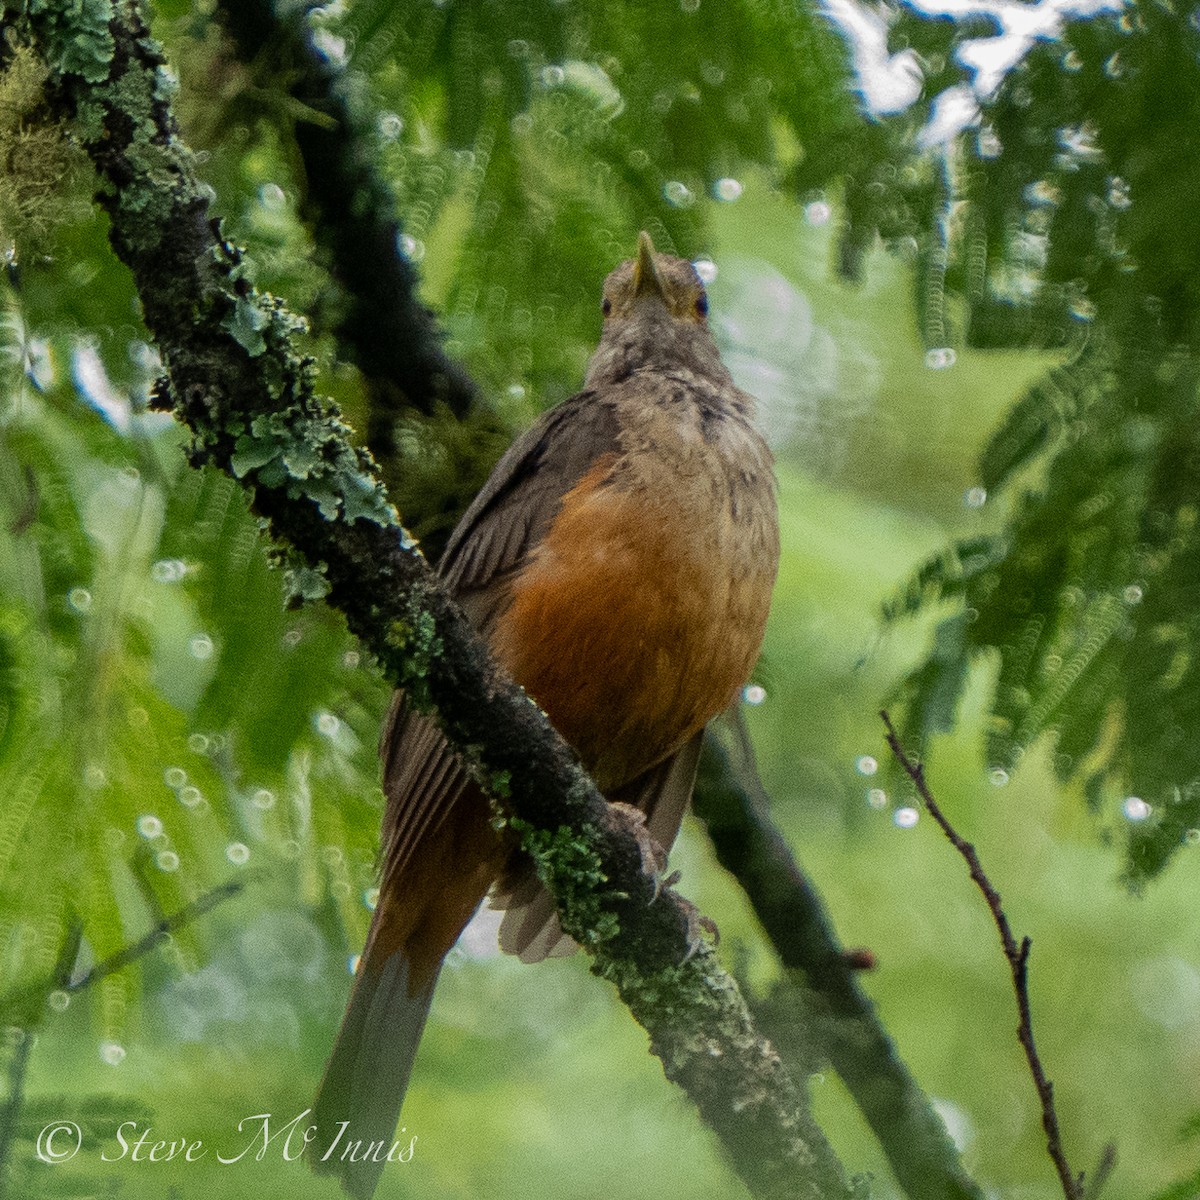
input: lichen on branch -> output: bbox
[0,41,88,251]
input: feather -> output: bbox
[311,953,432,1200]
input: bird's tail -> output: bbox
[310,949,436,1200]
[311,743,506,1199]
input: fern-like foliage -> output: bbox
[188,0,869,401]
[890,1,1200,882]
[0,284,387,1039]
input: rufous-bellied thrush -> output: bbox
[312,232,780,1199]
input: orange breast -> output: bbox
[490,457,774,793]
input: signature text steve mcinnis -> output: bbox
[35,1110,418,1167]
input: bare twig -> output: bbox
[1083,1143,1117,1200]
[880,710,1095,1200]
[0,881,246,1023]
[61,880,246,996]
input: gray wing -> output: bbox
[439,390,621,609]
[381,391,622,882]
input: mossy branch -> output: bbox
[19,3,851,1195]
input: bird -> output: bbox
[311,231,780,1199]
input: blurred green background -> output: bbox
[3,1,1200,1198]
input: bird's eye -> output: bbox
[695,294,709,317]
[602,298,612,316]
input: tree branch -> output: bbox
[19,5,851,1195]
[695,710,983,1200]
[209,0,479,459]
[0,882,246,1025]
[880,710,1112,1200]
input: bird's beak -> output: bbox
[632,230,665,300]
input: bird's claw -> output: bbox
[677,897,720,961]
[607,802,718,958]
[609,801,668,895]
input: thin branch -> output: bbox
[1083,1143,1117,1200]
[0,882,247,1024]
[20,7,852,1196]
[0,887,243,1191]
[60,881,246,997]
[880,710,1094,1200]
[695,709,983,1200]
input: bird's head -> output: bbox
[600,231,710,326]
[584,231,730,389]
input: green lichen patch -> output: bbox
[281,559,332,603]
[26,0,114,84]
[224,292,270,357]
[509,815,619,948]
[384,599,445,710]
[229,402,396,529]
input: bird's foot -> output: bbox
[608,801,669,895]
[607,803,719,959]
[673,894,720,960]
